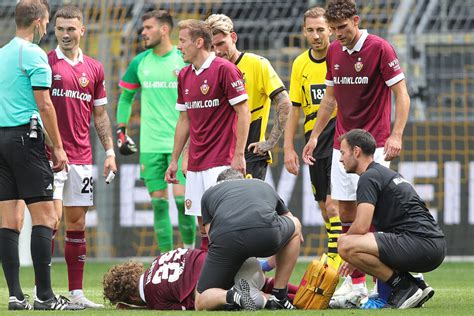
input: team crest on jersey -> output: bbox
[185,199,192,210]
[174,66,181,77]
[78,73,89,88]
[354,58,363,72]
[200,80,210,95]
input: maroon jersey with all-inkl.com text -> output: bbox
[47,47,107,164]
[176,53,248,171]
[141,248,206,310]
[325,31,404,149]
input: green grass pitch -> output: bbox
[0,260,473,314]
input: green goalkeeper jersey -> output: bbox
[117,47,186,153]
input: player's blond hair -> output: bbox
[103,261,144,305]
[303,6,326,25]
[178,19,212,50]
[205,14,234,36]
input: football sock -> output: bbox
[65,230,86,292]
[200,235,209,251]
[262,277,274,294]
[288,293,295,302]
[288,282,298,295]
[387,271,402,288]
[263,278,298,296]
[328,216,342,269]
[152,198,173,252]
[51,229,57,256]
[0,228,24,300]
[175,196,196,248]
[342,222,366,284]
[31,225,54,301]
[377,279,392,301]
[271,287,288,300]
[70,289,84,297]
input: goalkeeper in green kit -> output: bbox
[116,10,196,251]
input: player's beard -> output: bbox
[32,25,43,45]
[145,37,161,49]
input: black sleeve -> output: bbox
[275,197,290,215]
[32,86,49,90]
[357,170,382,206]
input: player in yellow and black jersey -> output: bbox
[206,14,291,180]
[285,7,341,270]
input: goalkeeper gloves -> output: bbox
[116,127,137,155]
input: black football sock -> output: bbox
[271,287,288,300]
[387,271,411,289]
[31,225,54,301]
[0,228,24,300]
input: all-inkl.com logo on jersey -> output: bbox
[51,88,92,102]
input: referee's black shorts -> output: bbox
[197,216,295,293]
[375,231,446,273]
[0,124,53,202]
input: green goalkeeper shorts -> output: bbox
[140,153,186,193]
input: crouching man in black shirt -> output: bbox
[337,129,446,309]
[195,168,302,311]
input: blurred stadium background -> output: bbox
[0,0,473,259]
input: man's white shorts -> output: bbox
[184,165,229,216]
[53,164,94,207]
[331,148,390,201]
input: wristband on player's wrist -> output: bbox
[106,149,116,157]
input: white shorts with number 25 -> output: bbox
[52,164,94,207]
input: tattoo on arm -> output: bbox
[94,109,114,150]
[267,90,291,145]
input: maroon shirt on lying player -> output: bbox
[102,248,298,310]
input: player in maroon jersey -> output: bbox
[165,19,250,251]
[46,6,117,308]
[302,0,411,305]
[103,248,293,310]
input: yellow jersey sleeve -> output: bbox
[289,57,303,107]
[258,57,285,99]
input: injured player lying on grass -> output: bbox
[102,248,298,310]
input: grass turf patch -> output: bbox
[0,260,472,314]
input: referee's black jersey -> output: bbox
[357,162,444,238]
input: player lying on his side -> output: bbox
[102,248,297,310]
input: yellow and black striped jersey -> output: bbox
[235,52,285,163]
[289,49,336,158]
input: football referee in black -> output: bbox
[336,129,446,309]
[0,0,81,311]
